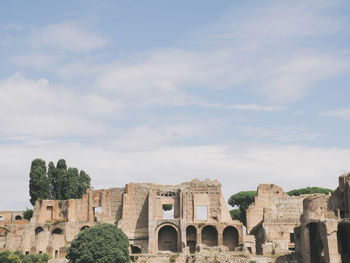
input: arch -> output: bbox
[223,226,239,251]
[52,228,63,235]
[80,225,89,231]
[308,222,326,263]
[131,245,141,254]
[186,225,197,253]
[0,216,4,221]
[0,227,8,237]
[201,225,218,247]
[15,215,22,220]
[338,221,350,263]
[158,225,178,252]
[35,227,44,235]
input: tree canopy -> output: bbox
[287,187,333,196]
[29,158,92,205]
[66,224,130,263]
[228,191,256,226]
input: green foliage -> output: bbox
[287,187,333,196]
[229,209,241,221]
[228,191,256,226]
[47,161,56,199]
[78,170,91,197]
[23,209,33,220]
[29,159,50,205]
[29,158,92,205]
[169,254,179,263]
[162,204,173,211]
[0,250,51,263]
[66,223,130,263]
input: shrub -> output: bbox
[66,223,130,263]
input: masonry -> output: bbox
[0,179,243,260]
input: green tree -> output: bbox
[78,170,91,197]
[228,191,256,226]
[29,159,50,205]
[54,159,68,200]
[66,167,79,199]
[287,187,333,196]
[47,161,56,199]
[66,223,130,263]
[229,209,241,221]
[23,209,33,220]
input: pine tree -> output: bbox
[29,159,50,205]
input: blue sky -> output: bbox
[1,0,350,210]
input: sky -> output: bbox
[1,0,350,210]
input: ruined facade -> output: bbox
[294,173,350,263]
[0,179,243,260]
[246,184,306,255]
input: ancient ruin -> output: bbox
[0,179,243,261]
[2,173,350,263]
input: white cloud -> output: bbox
[0,141,348,210]
[237,126,319,142]
[0,73,121,137]
[321,108,350,120]
[11,53,64,70]
[30,22,107,52]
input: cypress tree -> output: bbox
[29,159,50,205]
[47,161,56,199]
[78,170,91,196]
[54,159,68,200]
[66,167,79,199]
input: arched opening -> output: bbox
[201,225,218,247]
[158,225,178,252]
[131,245,141,254]
[52,228,63,235]
[0,216,4,222]
[15,215,22,220]
[80,226,89,231]
[308,222,325,263]
[35,227,44,235]
[0,227,8,237]
[186,225,197,253]
[338,222,350,263]
[223,226,239,251]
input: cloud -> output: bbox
[0,73,121,137]
[1,141,349,210]
[321,108,350,120]
[194,102,282,112]
[237,126,319,142]
[11,53,64,70]
[30,22,107,52]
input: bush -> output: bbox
[0,250,51,263]
[66,223,130,263]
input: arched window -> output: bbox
[158,225,178,252]
[186,225,197,253]
[201,225,218,247]
[52,228,63,235]
[35,227,44,235]
[131,245,141,254]
[223,226,239,251]
[15,215,22,220]
[80,226,89,231]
